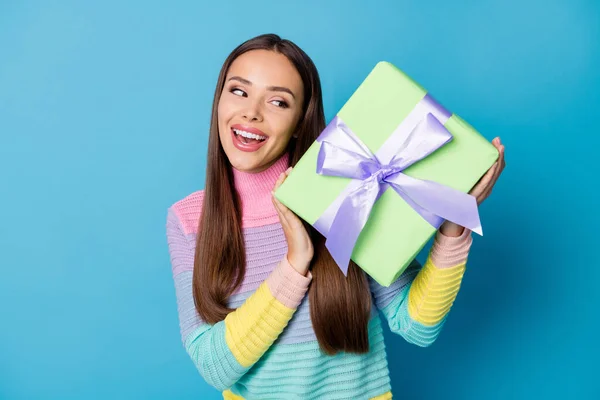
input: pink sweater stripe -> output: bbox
[430,227,473,268]
[233,153,290,229]
[266,257,312,309]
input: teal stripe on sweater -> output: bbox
[184,321,249,391]
[379,285,447,347]
[229,314,393,400]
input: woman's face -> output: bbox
[218,49,305,173]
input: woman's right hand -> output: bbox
[271,167,314,276]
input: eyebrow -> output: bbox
[227,76,296,99]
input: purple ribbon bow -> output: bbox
[313,94,483,276]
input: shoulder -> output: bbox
[167,190,205,236]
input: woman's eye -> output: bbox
[271,100,289,109]
[231,88,246,96]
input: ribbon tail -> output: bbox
[325,179,381,276]
[387,173,483,236]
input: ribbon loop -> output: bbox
[317,141,381,180]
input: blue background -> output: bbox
[1,0,598,399]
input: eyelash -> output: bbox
[230,88,289,109]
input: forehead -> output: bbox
[227,50,303,95]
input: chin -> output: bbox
[226,152,265,173]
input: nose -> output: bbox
[242,100,263,122]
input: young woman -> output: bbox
[166,33,505,399]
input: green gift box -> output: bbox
[274,61,499,287]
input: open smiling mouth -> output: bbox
[230,126,269,152]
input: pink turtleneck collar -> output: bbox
[231,152,290,228]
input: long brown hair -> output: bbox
[193,33,372,355]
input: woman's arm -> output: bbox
[368,228,472,347]
[166,208,311,391]
[368,134,505,346]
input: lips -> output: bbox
[231,124,268,138]
[230,124,269,153]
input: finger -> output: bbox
[485,158,502,186]
[493,145,505,179]
[479,162,502,202]
[271,189,284,210]
[484,144,505,188]
[273,172,285,191]
[471,162,497,196]
[472,140,503,203]
[275,200,303,236]
[271,193,291,227]
[272,191,291,220]
[481,146,505,201]
[478,176,496,202]
[272,193,303,227]
[472,173,494,201]
[478,181,496,204]
[498,145,506,172]
[276,169,292,188]
[274,197,295,223]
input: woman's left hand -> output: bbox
[439,137,506,237]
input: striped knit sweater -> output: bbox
[166,152,473,399]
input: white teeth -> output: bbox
[233,128,267,141]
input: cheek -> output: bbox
[275,112,302,140]
[217,101,232,144]
[218,94,239,121]
[274,112,299,134]
[217,99,229,124]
